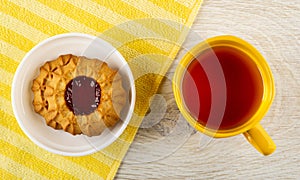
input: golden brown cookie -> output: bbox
[32,54,126,136]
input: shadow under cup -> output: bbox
[173,36,276,155]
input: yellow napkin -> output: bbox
[0,0,202,179]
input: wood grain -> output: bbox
[116,0,300,179]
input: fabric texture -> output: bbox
[0,0,202,179]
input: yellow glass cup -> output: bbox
[173,35,276,155]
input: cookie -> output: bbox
[31,54,126,136]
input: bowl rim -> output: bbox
[11,33,136,156]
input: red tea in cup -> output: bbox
[173,36,276,155]
[182,46,264,130]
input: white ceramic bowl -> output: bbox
[11,33,136,156]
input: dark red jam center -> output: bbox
[64,76,101,115]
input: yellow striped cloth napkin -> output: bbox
[0,0,202,179]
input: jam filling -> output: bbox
[64,76,101,115]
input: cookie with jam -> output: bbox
[31,54,126,136]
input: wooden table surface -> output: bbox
[116,0,300,179]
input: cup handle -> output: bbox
[243,124,276,155]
